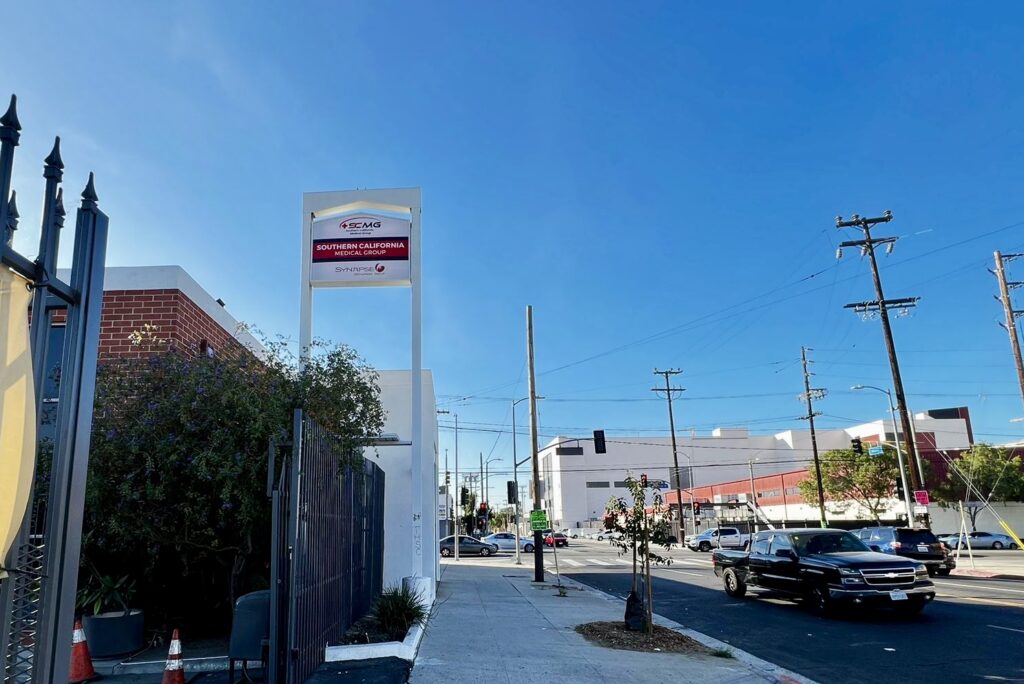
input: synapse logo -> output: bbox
[375,264,386,273]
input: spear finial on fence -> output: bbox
[5,190,18,245]
[45,135,64,172]
[81,171,98,205]
[0,95,21,132]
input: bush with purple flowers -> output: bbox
[82,331,384,634]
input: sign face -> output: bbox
[657,480,670,490]
[868,446,884,456]
[310,211,411,286]
[530,510,549,530]
[914,490,930,506]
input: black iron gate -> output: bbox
[268,410,385,684]
[0,94,109,684]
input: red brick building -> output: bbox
[57,265,262,358]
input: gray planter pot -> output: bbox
[82,609,144,658]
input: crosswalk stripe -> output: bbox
[613,558,633,565]
[561,559,584,567]
[587,559,613,566]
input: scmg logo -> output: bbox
[340,216,382,231]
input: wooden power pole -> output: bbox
[993,251,1024,413]
[799,347,828,528]
[527,305,544,582]
[836,211,923,490]
[652,368,687,540]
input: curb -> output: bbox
[552,572,817,684]
[325,622,425,663]
[950,568,1024,580]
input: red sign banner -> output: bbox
[914,490,930,505]
[312,237,409,263]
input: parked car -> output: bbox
[713,528,936,616]
[481,532,535,553]
[687,527,750,552]
[544,532,569,547]
[852,527,954,576]
[937,531,1019,550]
[439,535,499,557]
[562,527,589,539]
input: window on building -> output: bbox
[586,481,610,488]
[613,481,628,488]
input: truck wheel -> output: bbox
[723,568,747,598]
[806,584,833,617]
[699,541,712,553]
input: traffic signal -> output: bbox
[593,429,607,454]
[640,473,648,488]
[460,487,469,505]
[507,480,518,504]
[851,437,864,455]
[445,471,450,486]
[692,501,701,515]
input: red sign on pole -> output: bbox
[914,490,930,506]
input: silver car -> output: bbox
[938,531,1019,550]
[481,532,536,553]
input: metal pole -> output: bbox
[748,459,758,533]
[513,400,521,565]
[887,391,915,523]
[527,306,544,582]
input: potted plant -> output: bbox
[77,566,144,658]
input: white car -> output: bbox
[938,531,1019,550]
[481,532,536,553]
[686,527,750,552]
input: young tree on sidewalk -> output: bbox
[604,476,673,635]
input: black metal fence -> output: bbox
[268,410,385,684]
[0,94,109,684]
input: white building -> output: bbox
[367,370,439,592]
[537,407,973,529]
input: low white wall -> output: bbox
[927,502,1024,536]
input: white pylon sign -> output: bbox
[299,187,425,577]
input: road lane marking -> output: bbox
[587,559,613,566]
[561,559,584,567]
[935,580,1024,595]
[938,594,1022,608]
[613,558,633,565]
[988,624,1024,634]
[666,569,704,578]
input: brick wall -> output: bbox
[87,289,240,359]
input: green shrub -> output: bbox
[372,585,427,641]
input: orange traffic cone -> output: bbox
[161,629,185,684]
[68,619,99,683]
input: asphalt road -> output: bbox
[544,539,1024,684]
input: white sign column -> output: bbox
[299,188,426,581]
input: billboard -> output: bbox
[309,211,411,286]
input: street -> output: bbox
[530,539,1024,684]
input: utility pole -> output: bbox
[511,396,534,565]
[993,251,1024,413]
[479,453,484,511]
[836,211,922,490]
[527,305,544,582]
[652,368,687,541]
[748,458,759,532]
[799,347,828,528]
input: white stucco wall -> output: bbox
[365,370,437,589]
[539,410,973,528]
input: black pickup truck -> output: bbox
[713,528,936,615]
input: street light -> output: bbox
[851,385,914,522]
[512,395,543,565]
[437,409,459,561]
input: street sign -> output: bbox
[530,510,549,530]
[656,480,670,490]
[868,446,884,456]
[914,490,930,506]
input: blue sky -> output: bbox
[7,3,1024,502]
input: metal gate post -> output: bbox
[34,180,108,683]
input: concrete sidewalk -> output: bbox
[950,549,1024,579]
[411,558,812,684]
